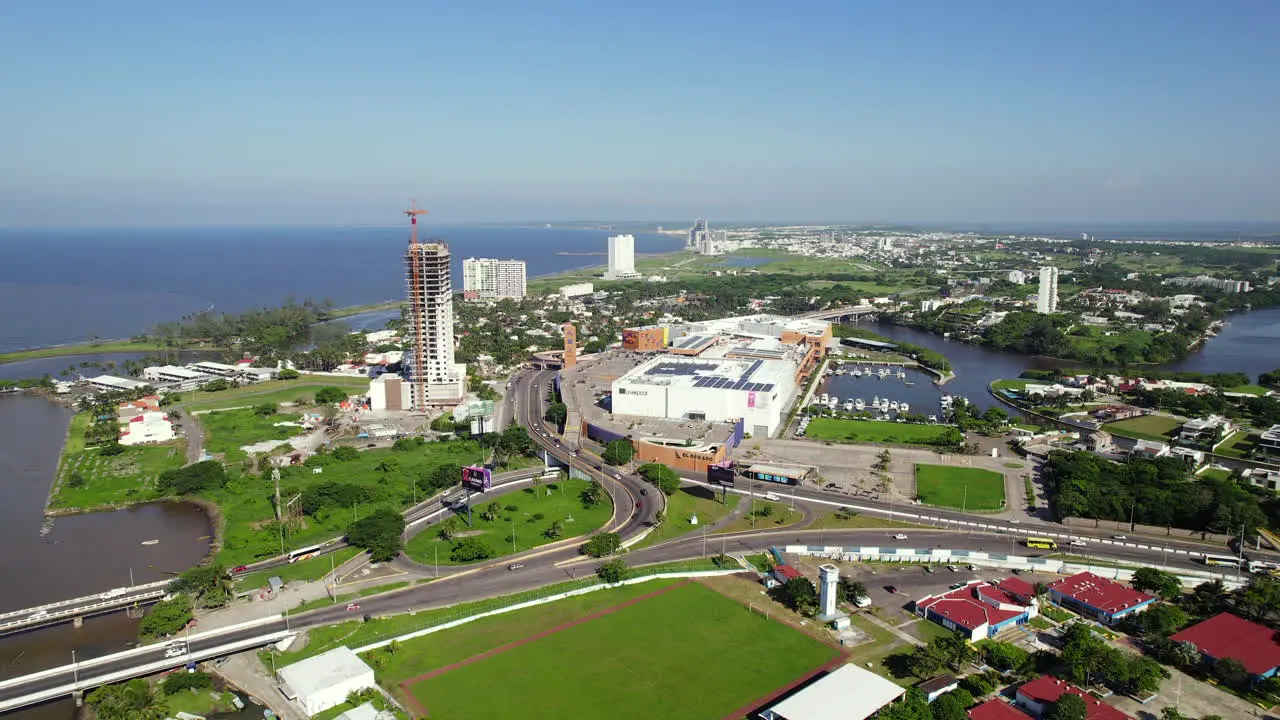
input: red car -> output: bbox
[346,603,360,612]
[231,565,248,574]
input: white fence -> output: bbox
[782,545,1247,590]
[353,570,738,654]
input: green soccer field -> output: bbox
[403,582,841,720]
[914,463,1006,511]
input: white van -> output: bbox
[854,595,872,608]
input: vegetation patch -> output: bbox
[398,582,838,720]
[404,478,613,565]
[630,485,740,550]
[1103,414,1182,442]
[52,413,185,508]
[914,464,1006,511]
[804,417,962,448]
[200,407,304,461]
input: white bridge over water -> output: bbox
[0,581,170,636]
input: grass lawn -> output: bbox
[630,485,739,550]
[162,688,242,717]
[212,439,492,567]
[804,417,958,447]
[1197,467,1235,483]
[1216,430,1258,459]
[234,546,363,592]
[1225,384,1271,396]
[1004,461,1026,469]
[1028,616,1054,630]
[904,618,956,643]
[715,500,802,534]
[991,378,1036,393]
[1104,415,1182,442]
[914,464,1006,511]
[398,582,839,720]
[200,407,304,461]
[1040,604,1075,623]
[805,510,924,530]
[51,414,186,509]
[404,479,613,565]
[180,376,370,412]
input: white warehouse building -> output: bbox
[277,646,376,717]
[611,355,798,438]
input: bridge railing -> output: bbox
[0,580,170,623]
[0,590,169,634]
[0,628,292,713]
[0,614,284,693]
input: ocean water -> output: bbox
[0,226,683,352]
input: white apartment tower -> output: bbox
[462,258,526,301]
[604,234,638,280]
[1037,266,1059,314]
[1007,270,1026,285]
[404,229,465,408]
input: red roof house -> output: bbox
[773,565,803,583]
[1015,676,1131,720]
[915,579,1038,641]
[968,699,1032,720]
[1046,572,1155,625]
[1170,612,1280,678]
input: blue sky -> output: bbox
[2,1,1278,226]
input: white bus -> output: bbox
[1201,553,1243,568]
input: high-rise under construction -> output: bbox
[403,206,465,409]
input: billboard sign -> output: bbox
[707,462,736,487]
[462,465,492,492]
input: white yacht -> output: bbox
[896,368,906,379]
[853,368,863,377]
[899,402,910,413]
[843,400,854,412]
[889,400,899,411]
[819,393,829,405]
[854,398,865,411]
[872,395,880,408]
[879,398,890,411]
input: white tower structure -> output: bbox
[1037,266,1059,314]
[604,234,637,280]
[818,564,839,618]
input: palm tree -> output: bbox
[531,475,543,500]
[437,517,458,541]
[482,502,501,523]
[545,520,563,539]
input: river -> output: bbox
[0,394,212,720]
[850,306,1280,410]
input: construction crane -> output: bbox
[405,201,430,410]
[405,201,429,244]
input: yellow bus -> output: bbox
[1025,537,1057,550]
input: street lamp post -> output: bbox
[72,649,78,687]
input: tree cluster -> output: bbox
[168,564,233,609]
[139,595,193,638]
[1059,623,1169,695]
[581,532,621,558]
[346,507,406,561]
[602,439,635,466]
[156,460,228,496]
[636,463,681,496]
[1041,450,1269,533]
[769,576,820,617]
[87,679,167,720]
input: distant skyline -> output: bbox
[3,1,1279,227]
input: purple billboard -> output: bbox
[462,465,492,492]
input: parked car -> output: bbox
[854,595,872,608]
[947,565,958,572]
[884,585,899,594]
[923,566,935,574]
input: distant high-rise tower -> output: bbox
[403,207,465,408]
[818,564,839,618]
[562,323,577,369]
[1037,266,1059,314]
[462,258,526,301]
[688,218,708,250]
[604,234,637,280]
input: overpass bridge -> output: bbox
[801,304,879,322]
[0,581,170,637]
[0,616,291,713]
